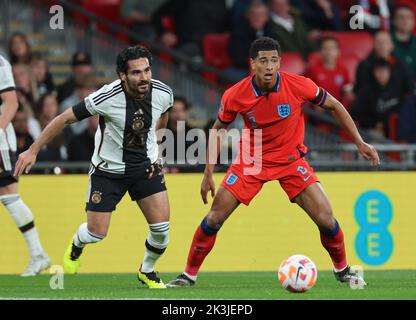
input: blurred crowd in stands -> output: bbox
[3,0,416,164]
[7,32,99,162]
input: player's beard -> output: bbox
[126,79,150,99]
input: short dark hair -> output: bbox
[174,96,191,110]
[249,37,281,59]
[72,52,91,67]
[116,46,152,76]
[393,4,414,18]
[319,35,340,49]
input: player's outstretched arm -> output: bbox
[201,119,229,204]
[321,93,380,166]
[14,107,79,177]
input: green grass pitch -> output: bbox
[0,271,415,300]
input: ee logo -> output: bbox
[354,190,393,266]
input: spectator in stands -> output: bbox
[13,107,35,156]
[306,36,353,109]
[36,93,66,161]
[268,0,315,61]
[165,96,196,166]
[30,52,55,96]
[230,0,267,27]
[57,52,93,103]
[121,0,167,43]
[290,0,343,31]
[60,73,98,137]
[8,32,32,65]
[225,0,272,82]
[396,0,416,34]
[354,31,413,96]
[15,88,41,140]
[391,5,416,79]
[12,63,39,107]
[67,115,98,161]
[352,58,408,139]
[154,0,228,59]
[359,0,391,33]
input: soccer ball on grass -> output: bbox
[278,254,317,293]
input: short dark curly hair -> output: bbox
[116,46,152,76]
[249,37,281,59]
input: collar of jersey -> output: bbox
[250,72,280,97]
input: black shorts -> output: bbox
[0,151,18,187]
[85,162,167,212]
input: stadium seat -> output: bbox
[279,52,305,75]
[389,113,399,141]
[82,0,123,33]
[324,32,374,60]
[161,16,175,33]
[202,33,233,83]
[387,113,402,161]
[202,33,232,70]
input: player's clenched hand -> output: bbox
[201,173,216,204]
[357,141,380,166]
[14,149,37,177]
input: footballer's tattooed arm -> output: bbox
[322,93,380,166]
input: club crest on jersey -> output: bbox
[91,191,102,204]
[277,104,291,118]
[226,173,238,185]
[132,108,145,131]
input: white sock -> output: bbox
[140,222,169,273]
[334,265,348,273]
[73,222,105,248]
[141,250,161,273]
[22,228,44,257]
[0,194,44,258]
[183,272,197,282]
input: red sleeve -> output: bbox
[218,89,237,124]
[299,76,328,107]
[300,76,320,101]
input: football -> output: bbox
[278,254,318,293]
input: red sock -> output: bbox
[320,225,347,270]
[185,225,217,276]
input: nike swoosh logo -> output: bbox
[303,174,312,182]
[295,266,303,283]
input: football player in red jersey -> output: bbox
[167,37,379,287]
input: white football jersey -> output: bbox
[0,55,17,152]
[80,79,173,175]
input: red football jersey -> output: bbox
[218,71,327,167]
[306,61,351,102]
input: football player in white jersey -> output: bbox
[0,54,50,276]
[15,47,173,288]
